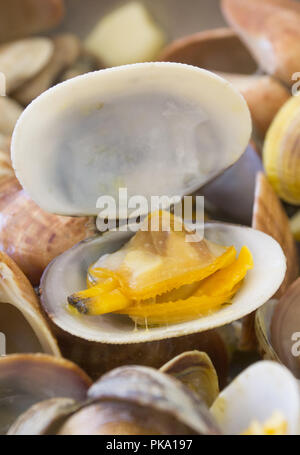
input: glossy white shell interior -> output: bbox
[11,62,251,216]
[211,361,300,435]
[40,222,286,344]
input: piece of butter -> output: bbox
[84,2,166,67]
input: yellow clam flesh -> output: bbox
[68,210,254,326]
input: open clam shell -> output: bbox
[11,62,251,217]
[0,354,91,434]
[0,251,60,356]
[39,222,285,377]
[160,351,219,406]
[41,223,286,344]
[211,361,300,435]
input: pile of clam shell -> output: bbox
[1,0,300,435]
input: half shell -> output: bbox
[40,222,285,377]
[41,223,286,344]
[211,360,300,435]
[0,251,59,356]
[11,62,251,217]
[160,351,219,406]
[0,353,91,434]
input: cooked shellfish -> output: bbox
[211,360,300,435]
